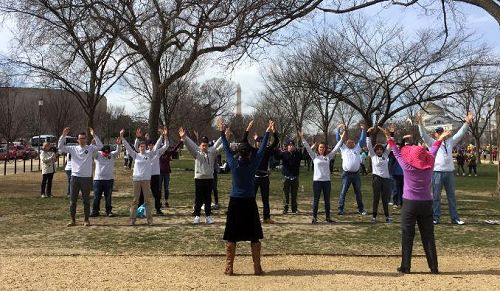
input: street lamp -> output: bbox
[488,103,493,165]
[38,97,43,170]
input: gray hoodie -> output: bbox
[184,136,222,179]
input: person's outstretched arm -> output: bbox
[300,131,315,160]
[120,129,137,159]
[450,112,473,146]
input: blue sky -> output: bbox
[1,3,498,116]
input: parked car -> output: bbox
[23,146,39,159]
[0,148,8,161]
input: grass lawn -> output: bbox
[0,153,499,256]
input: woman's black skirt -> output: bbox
[223,196,263,242]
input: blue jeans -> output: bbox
[432,171,460,222]
[160,174,171,201]
[312,181,331,219]
[92,179,114,214]
[338,172,365,213]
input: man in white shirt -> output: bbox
[336,124,367,216]
[58,127,103,227]
[417,112,472,225]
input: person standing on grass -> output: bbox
[467,150,478,176]
[336,124,368,216]
[455,150,466,176]
[275,138,303,215]
[300,130,343,224]
[380,126,449,275]
[179,127,222,225]
[417,112,472,225]
[90,141,120,218]
[242,120,279,224]
[120,128,168,226]
[221,118,272,276]
[58,127,103,227]
[40,142,57,198]
[135,128,169,216]
[366,126,392,223]
[159,140,184,208]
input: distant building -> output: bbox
[418,102,495,147]
[0,87,107,143]
[419,102,462,132]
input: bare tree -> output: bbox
[318,1,500,29]
[301,17,488,128]
[1,0,132,139]
[252,93,296,145]
[90,0,323,138]
[261,54,315,135]
[442,66,500,163]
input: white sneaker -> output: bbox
[193,216,201,224]
[388,202,393,206]
[453,219,465,225]
[206,216,214,224]
[475,174,477,177]
[462,173,466,176]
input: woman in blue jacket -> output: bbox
[221,118,273,276]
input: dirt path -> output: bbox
[1,255,499,290]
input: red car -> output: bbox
[23,146,39,159]
[8,145,26,160]
[0,148,8,161]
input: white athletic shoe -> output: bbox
[206,216,214,224]
[193,216,201,224]
[452,219,465,225]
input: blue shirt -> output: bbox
[222,131,270,198]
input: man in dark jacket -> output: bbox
[276,140,303,214]
[243,120,279,224]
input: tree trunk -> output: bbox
[148,72,163,140]
[87,108,95,144]
[475,136,482,165]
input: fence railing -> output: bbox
[1,155,67,176]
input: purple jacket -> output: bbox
[388,139,442,201]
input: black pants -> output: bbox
[372,175,390,218]
[150,175,161,211]
[468,165,477,174]
[400,199,438,272]
[392,175,404,206]
[41,173,54,196]
[283,178,298,212]
[212,172,219,204]
[194,178,213,216]
[254,176,271,219]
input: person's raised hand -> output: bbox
[266,120,274,133]
[366,127,375,133]
[377,126,391,139]
[62,127,70,136]
[465,112,474,124]
[178,127,186,139]
[438,130,452,141]
[89,128,95,136]
[416,112,423,124]
[135,128,142,138]
[246,120,254,132]
[119,129,125,137]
